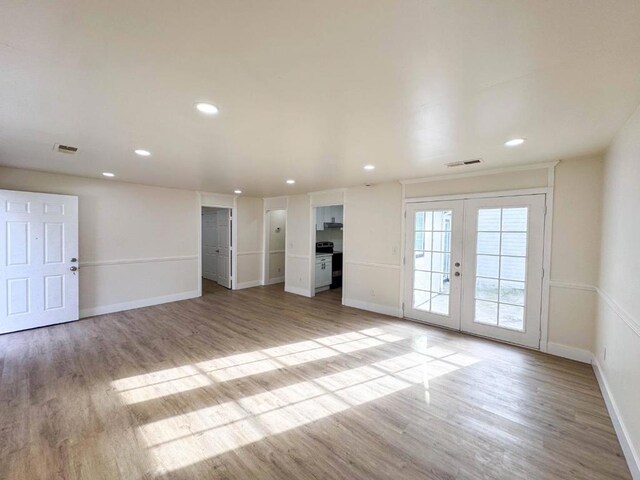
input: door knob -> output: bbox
[71,257,78,263]
[454,271,460,277]
[70,266,78,272]
[454,262,460,267]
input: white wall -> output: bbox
[548,156,603,357]
[594,106,640,477]
[284,194,311,296]
[0,166,200,316]
[343,183,403,316]
[236,196,263,289]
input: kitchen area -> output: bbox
[314,205,343,295]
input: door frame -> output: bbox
[198,193,238,295]
[402,186,553,352]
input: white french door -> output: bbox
[404,201,463,329]
[404,194,546,349]
[0,189,79,334]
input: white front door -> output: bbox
[0,190,79,334]
[404,194,546,349]
[216,209,231,289]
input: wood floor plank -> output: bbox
[0,280,631,479]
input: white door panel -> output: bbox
[1,190,79,334]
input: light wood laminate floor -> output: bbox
[0,280,631,479]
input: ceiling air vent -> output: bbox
[54,144,78,154]
[446,158,482,168]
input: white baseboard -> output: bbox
[343,298,402,318]
[267,276,285,285]
[592,359,640,480]
[284,285,312,297]
[80,290,199,318]
[236,280,262,290]
[546,342,593,363]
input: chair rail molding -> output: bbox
[80,255,198,267]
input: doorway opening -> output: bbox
[264,209,286,287]
[201,207,232,295]
[312,204,343,299]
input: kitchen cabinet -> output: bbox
[315,205,343,231]
[315,254,332,291]
[315,208,325,231]
[328,205,343,224]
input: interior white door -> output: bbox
[216,209,231,289]
[403,200,464,329]
[0,189,79,334]
[460,195,546,348]
[202,210,218,281]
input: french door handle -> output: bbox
[454,272,460,277]
[454,262,460,267]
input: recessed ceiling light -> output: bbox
[364,164,375,171]
[134,149,151,156]
[102,172,115,177]
[234,189,242,194]
[504,138,525,147]
[286,179,295,185]
[195,102,219,115]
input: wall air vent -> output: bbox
[54,144,78,154]
[446,158,483,168]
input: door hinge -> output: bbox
[402,302,405,312]
[403,256,406,266]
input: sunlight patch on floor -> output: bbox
[111,328,405,404]
[130,343,479,474]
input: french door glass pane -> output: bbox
[413,209,452,316]
[474,207,529,331]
